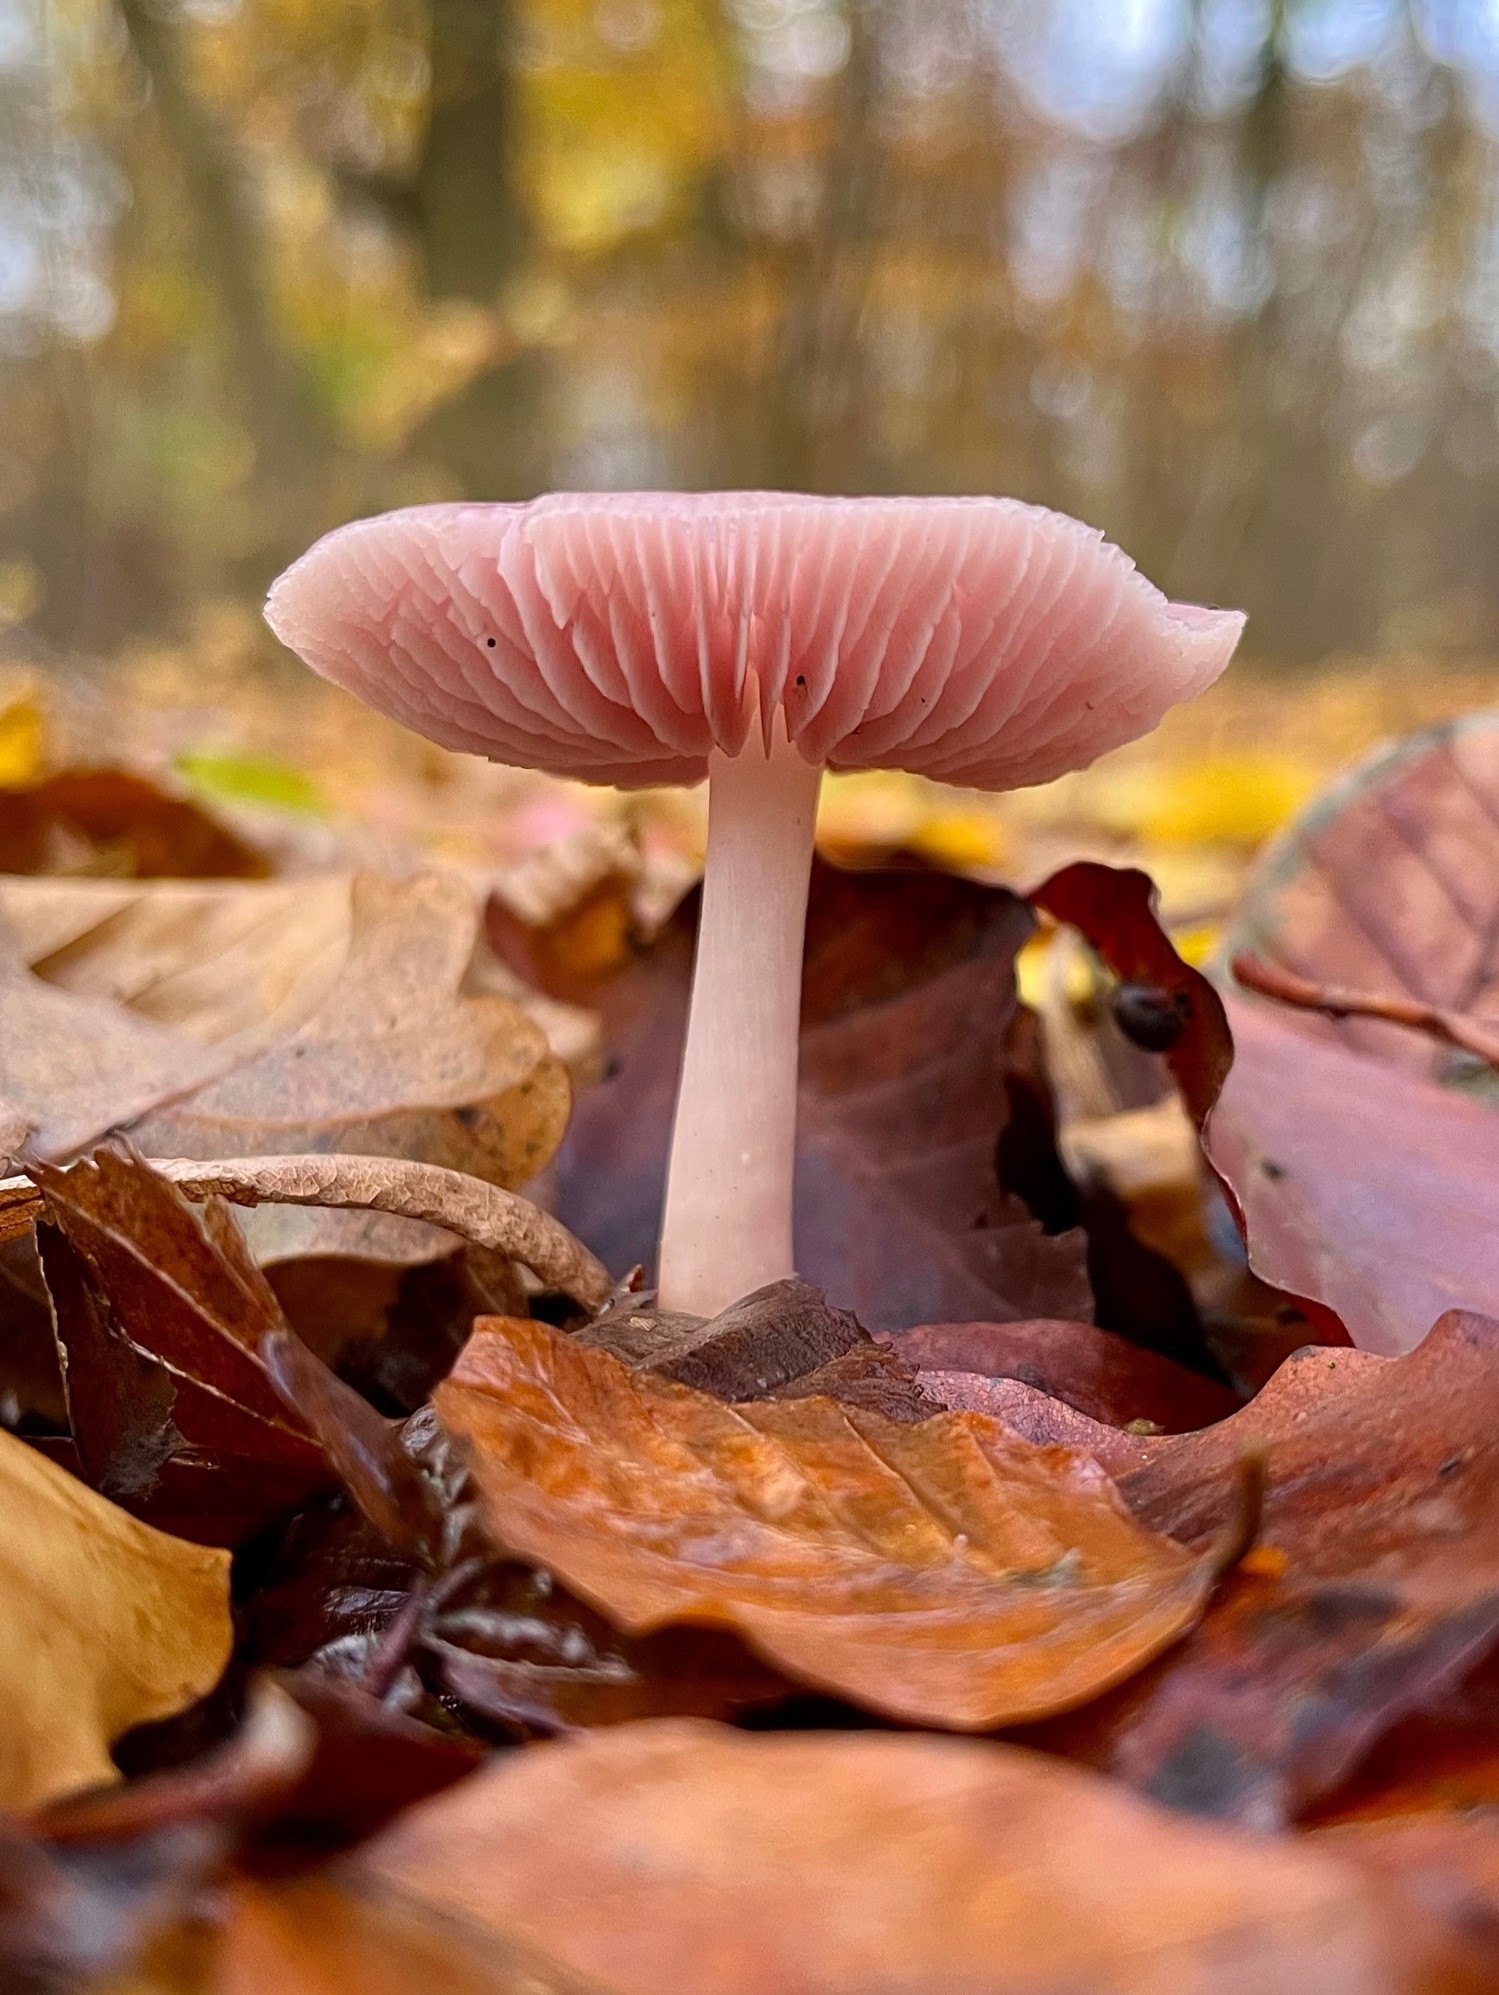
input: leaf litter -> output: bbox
[4,716,1499,1988]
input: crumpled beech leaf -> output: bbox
[434,1316,1237,1730]
[31,1144,332,1545]
[1222,710,1499,1086]
[0,1427,231,1809]
[1020,1311,1499,1828]
[551,860,1092,1331]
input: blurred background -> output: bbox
[6,0,1499,917]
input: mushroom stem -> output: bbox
[657,731,822,1317]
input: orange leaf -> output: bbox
[434,1316,1232,1729]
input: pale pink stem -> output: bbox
[656,733,823,1317]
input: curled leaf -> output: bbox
[0,1428,232,1809]
[31,1145,330,1545]
[434,1315,1230,1730]
[3,1152,611,1307]
[1025,1311,1499,1827]
[1223,710,1499,1086]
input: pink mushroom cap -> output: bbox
[265,492,1244,790]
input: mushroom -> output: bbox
[266,494,1243,1318]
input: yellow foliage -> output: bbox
[0,673,45,786]
[910,806,1009,874]
[1138,754,1319,848]
[816,769,926,855]
[515,0,730,253]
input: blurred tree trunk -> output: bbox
[416,0,526,300]
[408,0,546,498]
[115,0,329,502]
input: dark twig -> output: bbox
[1231,951,1499,1069]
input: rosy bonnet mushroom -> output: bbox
[265,493,1243,1319]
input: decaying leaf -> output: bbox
[0,871,352,1065]
[1030,858,1359,1368]
[550,860,1092,1328]
[312,1721,1417,1995]
[1030,864,1231,1120]
[0,871,575,1191]
[1231,947,1499,1069]
[32,1145,332,1544]
[2,1153,611,1307]
[576,1276,937,1422]
[129,873,571,1187]
[0,1677,486,1992]
[433,1315,1233,1730]
[0,921,227,1163]
[1021,1310,1499,1828]
[1312,1816,1499,1993]
[0,1426,231,1809]
[1208,996,1499,1353]
[251,1331,794,1729]
[1223,710,1499,1088]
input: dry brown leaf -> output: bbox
[1015,1311,1499,1829]
[0,1427,231,1809]
[29,1145,334,1545]
[205,1875,605,1995]
[0,922,225,1161]
[1210,996,1499,1353]
[128,873,571,1186]
[310,1721,1415,1995]
[0,873,350,1059]
[2,1154,611,1305]
[1223,711,1499,1086]
[433,1316,1230,1730]
[549,860,1093,1333]
[0,872,576,1193]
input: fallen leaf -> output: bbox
[1223,710,1499,1089]
[0,1229,65,1429]
[251,1332,794,1731]
[129,873,571,1187]
[1307,1710,1499,1828]
[32,1145,332,1545]
[37,1674,316,1848]
[0,871,575,1190]
[883,1318,1241,1431]
[1209,996,1499,1353]
[576,1276,936,1421]
[3,1152,611,1307]
[0,1425,231,1809]
[40,1671,481,1867]
[210,1873,602,1995]
[548,860,1092,1328]
[1231,948,1499,1068]
[0,918,228,1162]
[1019,1310,1499,1828]
[0,1678,485,1992]
[433,1314,1232,1730]
[0,871,352,1065]
[1030,859,1353,1369]
[312,1721,1417,1995]
[917,1367,1147,1470]
[1030,862,1232,1126]
[0,767,267,879]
